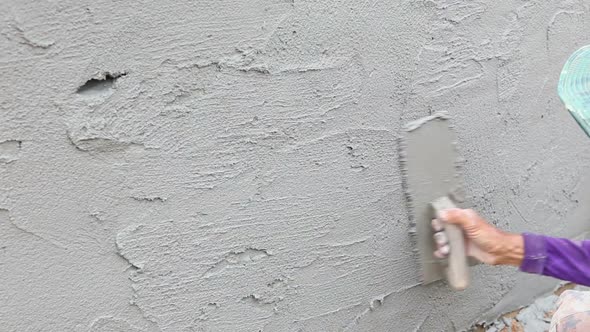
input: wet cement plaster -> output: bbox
[0,0,589,331]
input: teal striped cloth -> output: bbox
[558,45,590,138]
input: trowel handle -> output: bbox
[444,223,470,290]
[431,196,470,290]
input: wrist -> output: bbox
[493,232,524,266]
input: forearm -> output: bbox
[519,233,590,286]
[435,208,590,286]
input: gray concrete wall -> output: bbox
[1,0,589,331]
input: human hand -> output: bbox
[432,208,524,266]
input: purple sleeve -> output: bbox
[520,233,590,286]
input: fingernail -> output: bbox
[439,244,450,255]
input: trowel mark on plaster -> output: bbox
[7,16,57,49]
[430,0,488,25]
[114,221,285,330]
[0,208,66,249]
[66,126,152,153]
[496,58,522,103]
[67,136,148,153]
[344,282,422,330]
[196,302,220,322]
[240,276,295,309]
[413,52,484,96]
[89,316,142,332]
[407,1,488,113]
[241,293,278,307]
[495,2,548,103]
[203,248,271,278]
[200,47,350,76]
[141,0,295,66]
[546,8,589,52]
[293,302,365,326]
[131,196,167,203]
[497,2,545,57]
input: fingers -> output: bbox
[439,243,450,254]
[434,242,450,258]
[433,231,447,246]
[432,219,450,258]
[431,218,444,232]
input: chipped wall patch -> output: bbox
[0,140,22,164]
[77,72,127,98]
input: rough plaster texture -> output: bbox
[1,0,590,331]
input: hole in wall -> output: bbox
[77,71,127,97]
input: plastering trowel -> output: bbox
[401,112,470,290]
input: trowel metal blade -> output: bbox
[401,113,458,284]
